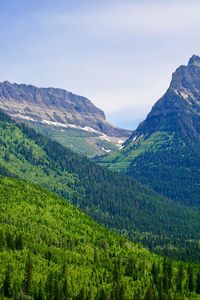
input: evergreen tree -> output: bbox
[126,256,136,279]
[3,269,11,298]
[113,258,122,282]
[196,271,200,294]
[62,277,69,300]
[15,234,23,250]
[76,287,87,300]
[177,264,184,293]
[0,230,5,250]
[151,262,157,282]
[99,288,109,300]
[6,232,15,250]
[145,287,155,300]
[24,256,33,295]
[163,258,173,292]
[187,266,195,292]
[46,271,55,300]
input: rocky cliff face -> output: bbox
[0,81,131,138]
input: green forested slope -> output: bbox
[97,128,200,208]
[0,176,200,299]
[0,110,200,261]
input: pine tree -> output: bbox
[99,288,109,300]
[54,272,61,300]
[76,287,87,300]
[126,256,136,279]
[62,277,69,300]
[46,270,55,299]
[3,269,11,298]
[35,281,45,300]
[187,266,195,292]
[113,258,122,282]
[151,262,159,286]
[177,264,184,293]
[6,232,15,250]
[196,271,200,294]
[145,287,155,300]
[163,258,173,292]
[24,256,33,295]
[15,234,23,250]
[0,230,5,250]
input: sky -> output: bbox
[0,0,200,129]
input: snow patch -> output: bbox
[83,126,97,133]
[41,119,100,134]
[99,135,111,142]
[174,89,179,96]
[42,119,67,128]
[132,134,143,142]
[117,139,123,144]
[180,91,189,100]
[102,147,112,153]
[132,136,138,142]
[15,114,35,122]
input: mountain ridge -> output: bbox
[0,81,132,156]
[98,55,200,208]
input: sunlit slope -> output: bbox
[0,177,200,299]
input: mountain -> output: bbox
[98,55,200,208]
[0,109,200,262]
[0,81,132,156]
[1,177,199,299]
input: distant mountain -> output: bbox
[98,55,200,208]
[0,81,132,156]
[1,177,199,299]
[0,109,200,261]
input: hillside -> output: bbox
[0,110,200,262]
[98,55,200,208]
[0,81,132,156]
[0,176,200,299]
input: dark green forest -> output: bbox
[0,177,200,299]
[126,136,200,208]
[0,111,200,262]
[98,129,200,208]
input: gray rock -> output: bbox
[0,81,132,138]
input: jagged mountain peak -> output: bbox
[169,55,200,101]
[188,54,200,66]
[134,56,200,140]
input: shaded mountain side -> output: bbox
[0,109,200,261]
[97,55,200,208]
[1,177,199,299]
[0,81,132,156]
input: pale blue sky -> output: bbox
[0,0,200,129]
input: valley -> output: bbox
[0,110,200,263]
